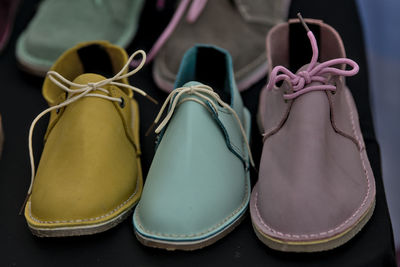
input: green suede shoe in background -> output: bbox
[16,0,144,76]
[133,45,254,250]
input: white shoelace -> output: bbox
[147,84,255,167]
[21,50,156,213]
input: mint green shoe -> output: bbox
[16,0,144,76]
[133,45,253,250]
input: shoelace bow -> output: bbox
[266,14,359,100]
[20,50,157,214]
[147,84,255,168]
[132,0,207,66]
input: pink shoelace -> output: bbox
[266,14,359,100]
[131,0,207,67]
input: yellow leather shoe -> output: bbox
[23,41,155,237]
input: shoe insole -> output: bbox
[77,44,114,78]
[195,47,231,104]
[289,22,321,72]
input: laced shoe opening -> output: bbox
[289,23,321,72]
[77,44,114,78]
[194,47,230,103]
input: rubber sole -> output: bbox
[135,210,247,251]
[28,205,135,237]
[27,160,142,237]
[252,198,376,252]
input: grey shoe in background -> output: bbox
[153,0,291,92]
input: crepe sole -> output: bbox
[135,209,247,251]
[252,199,375,252]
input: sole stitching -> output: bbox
[28,176,140,224]
[135,178,249,238]
[28,99,142,225]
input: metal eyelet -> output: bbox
[120,97,125,108]
[331,81,337,95]
[56,108,60,114]
[283,91,289,103]
[284,94,289,103]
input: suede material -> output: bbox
[251,20,376,242]
[16,0,144,72]
[25,42,142,228]
[43,41,133,106]
[262,19,361,140]
[134,46,251,242]
[153,0,290,91]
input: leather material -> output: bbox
[134,46,251,242]
[153,0,290,91]
[251,20,376,243]
[25,41,142,229]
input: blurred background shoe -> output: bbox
[147,0,291,92]
[0,0,20,52]
[16,0,144,76]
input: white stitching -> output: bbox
[28,97,142,225]
[134,178,249,238]
[28,179,139,224]
[254,89,372,239]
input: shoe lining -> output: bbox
[289,23,321,72]
[77,44,114,78]
[195,47,230,103]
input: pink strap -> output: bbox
[266,31,359,100]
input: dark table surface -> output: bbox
[0,0,397,266]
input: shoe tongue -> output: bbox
[180,81,232,105]
[286,62,330,135]
[180,81,222,106]
[70,73,107,90]
[295,63,311,73]
[182,81,204,88]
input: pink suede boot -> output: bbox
[250,15,376,252]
